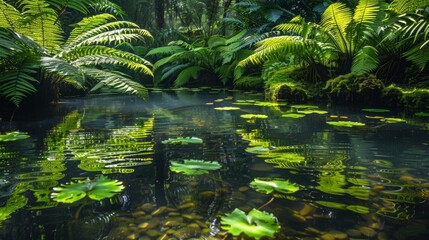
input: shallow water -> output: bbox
[0,89,428,240]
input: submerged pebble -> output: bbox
[359,227,377,237]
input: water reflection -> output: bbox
[0,90,428,239]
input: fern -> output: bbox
[84,68,148,99]
[0,0,23,31]
[40,57,85,88]
[46,0,96,14]
[67,13,117,45]
[352,45,379,73]
[158,63,190,84]
[174,66,205,87]
[390,0,429,14]
[320,3,352,53]
[146,46,185,57]
[92,0,126,17]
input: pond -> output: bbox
[0,88,428,240]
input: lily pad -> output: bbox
[254,101,287,107]
[326,121,366,128]
[297,109,328,115]
[282,113,306,119]
[250,178,299,194]
[51,175,124,203]
[170,159,221,175]
[381,118,406,123]
[214,107,240,110]
[362,108,390,113]
[0,132,30,142]
[240,114,268,119]
[415,112,429,117]
[221,208,281,240]
[365,115,384,119]
[290,105,319,110]
[161,137,203,145]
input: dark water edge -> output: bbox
[0,89,428,240]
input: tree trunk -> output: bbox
[155,0,165,29]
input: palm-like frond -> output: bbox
[174,66,205,87]
[158,63,190,84]
[84,68,148,99]
[0,54,39,107]
[92,0,126,17]
[67,13,117,44]
[146,46,185,57]
[350,0,380,50]
[19,0,64,51]
[66,21,152,48]
[320,3,352,53]
[46,0,96,14]
[390,0,429,14]
[40,57,85,88]
[273,16,306,34]
[352,45,379,72]
[0,0,23,31]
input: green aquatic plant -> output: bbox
[245,146,271,154]
[362,108,390,113]
[250,178,299,194]
[326,121,366,127]
[161,137,203,145]
[214,107,241,111]
[0,131,30,142]
[169,160,221,175]
[221,208,281,240]
[297,109,328,115]
[51,175,124,203]
[415,112,429,117]
[0,194,28,221]
[240,114,268,119]
[381,118,406,123]
[282,113,306,119]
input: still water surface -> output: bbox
[0,89,428,239]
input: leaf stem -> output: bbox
[258,197,275,210]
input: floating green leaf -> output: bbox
[326,121,366,127]
[362,108,390,113]
[0,132,30,142]
[297,109,328,115]
[169,160,221,175]
[214,107,241,110]
[161,137,203,145]
[221,208,281,240]
[290,105,319,110]
[381,118,406,123]
[415,112,429,117]
[254,101,287,107]
[240,114,268,119]
[282,113,306,118]
[250,178,299,194]
[51,175,124,203]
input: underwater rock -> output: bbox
[346,229,361,237]
[299,204,316,216]
[138,222,149,229]
[359,227,377,237]
[238,186,250,192]
[291,213,307,223]
[140,203,156,212]
[320,233,336,240]
[178,202,196,210]
[145,229,161,238]
[151,206,168,216]
[328,230,348,240]
[164,220,182,227]
[168,212,181,217]
[126,233,137,240]
[377,232,389,240]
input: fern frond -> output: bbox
[19,0,64,51]
[174,66,205,87]
[92,0,126,17]
[403,45,429,70]
[67,21,152,47]
[353,0,380,28]
[46,0,96,14]
[352,45,379,73]
[390,0,429,14]
[0,54,39,107]
[274,16,305,33]
[40,56,85,88]
[234,76,263,88]
[158,63,190,84]
[0,0,23,31]
[320,2,352,53]
[84,68,148,99]
[67,13,117,45]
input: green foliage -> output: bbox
[362,108,390,113]
[0,131,30,142]
[51,175,124,203]
[161,137,203,145]
[0,194,28,221]
[169,159,221,175]
[221,208,281,240]
[250,178,299,194]
[381,118,406,123]
[382,85,429,109]
[326,121,366,127]
[389,0,429,14]
[240,114,268,119]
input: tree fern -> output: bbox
[67,13,117,44]
[40,57,85,88]
[320,2,352,54]
[174,66,205,87]
[92,0,126,17]
[390,0,429,14]
[0,0,23,31]
[46,0,96,14]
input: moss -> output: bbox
[269,82,308,103]
[324,73,384,106]
[382,85,429,110]
[382,85,403,107]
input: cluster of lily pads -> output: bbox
[0,131,30,142]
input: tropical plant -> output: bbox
[237,0,382,84]
[0,131,30,142]
[0,0,153,107]
[146,30,251,87]
[250,178,300,194]
[220,208,281,240]
[161,136,203,145]
[51,175,124,203]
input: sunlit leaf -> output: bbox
[240,114,268,119]
[245,146,271,153]
[326,121,366,127]
[250,178,300,194]
[297,109,329,115]
[282,113,306,118]
[161,137,203,145]
[169,160,221,175]
[381,118,406,123]
[0,131,30,142]
[221,208,281,240]
[214,107,241,110]
[51,175,124,203]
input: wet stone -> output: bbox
[321,233,335,240]
[132,211,146,218]
[305,227,321,235]
[199,191,215,199]
[164,220,182,227]
[168,212,181,217]
[146,218,161,229]
[140,203,156,212]
[291,214,307,223]
[178,202,196,210]
[152,207,168,216]
[346,229,361,237]
[146,230,162,238]
[377,232,389,240]
[238,186,250,192]
[359,227,377,237]
[138,222,149,229]
[127,233,138,240]
[328,230,348,240]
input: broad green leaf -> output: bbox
[282,113,306,118]
[214,107,241,111]
[381,118,406,123]
[51,175,124,203]
[169,160,221,175]
[250,178,300,194]
[221,208,281,240]
[161,137,203,145]
[0,132,30,142]
[297,109,329,115]
[326,121,366,127]
[415,112,429,117]
[240,114,268,119]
